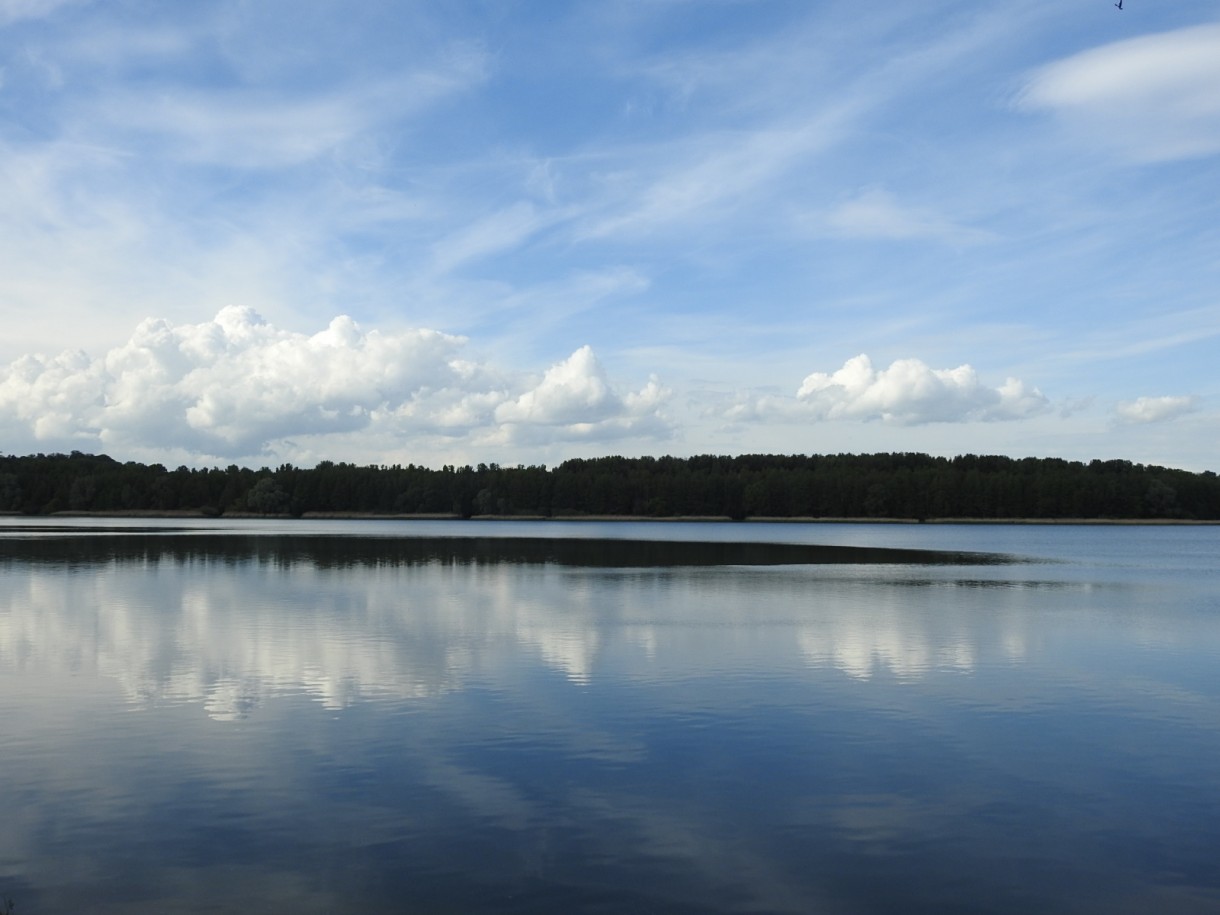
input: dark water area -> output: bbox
[0,527,1014,569]
[1,519,1219,913]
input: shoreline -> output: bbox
[9,510,1218,525]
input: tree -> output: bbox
[245,477,290,514]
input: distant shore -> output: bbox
[8,510,1217,525]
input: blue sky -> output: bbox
[1,0,1218,470]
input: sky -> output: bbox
[1,0,1218,471]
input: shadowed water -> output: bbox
[0,527,1014,568]
[1,519,1218,913]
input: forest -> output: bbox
[1,450,1217,521]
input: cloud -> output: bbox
[94,89,374,169]
[0,309,672,461]
[1115,395,1198,424]
[0,0,79,27]
[429,201,552,276]
[821,188,993,244]
[579,120,846,241]
[729,354,1048,426]
[493,345,671,444]
[90,64,487,170]
[1019,23,1220,161]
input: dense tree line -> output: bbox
[1,450,1217,520]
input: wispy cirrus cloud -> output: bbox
[576,120,846,241]
[820,188,994,244]
[0,27,492,355]
[0,0,80,27]
[567,3,1028,259]
[1020,22,1220,162]
[429,201,556,276]
[84,56,489,169]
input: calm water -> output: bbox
[1,518,1218,914]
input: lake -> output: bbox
[1,518,1219,914]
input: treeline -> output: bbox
[1,450,1217,520]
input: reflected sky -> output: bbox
[2,522,1219,913]
[0,536,1077,710]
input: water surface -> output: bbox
[1,519,1218,913]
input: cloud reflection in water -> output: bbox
[2,526,1220,914]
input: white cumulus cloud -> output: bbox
[494,345,671,444]
[1115,395,1198,424]
[728,354,1048,426]
[1020,23,1220,161]
[0,309,672,462]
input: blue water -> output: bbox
[1,519,1218,913]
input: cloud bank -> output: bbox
[0,308,671,462]
[730,354,1049,426]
